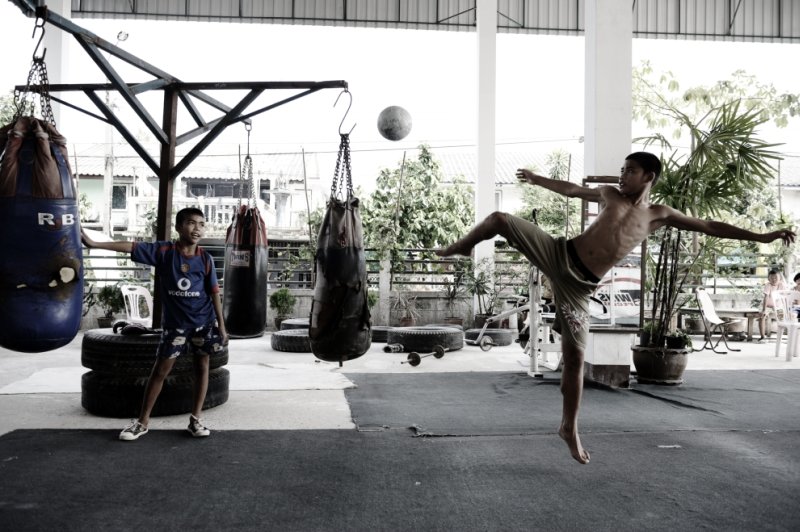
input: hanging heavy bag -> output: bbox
[223,204,269,338]
[309,134,371,364]
[0,116,83,352]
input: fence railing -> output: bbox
[82,242,786,295]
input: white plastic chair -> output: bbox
[120,284,153,328]
[695,288,743,354]
[773,290,800,361]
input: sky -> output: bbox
[1,1,799,189]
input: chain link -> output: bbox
[13,14,56,126]
[330,133,354,200]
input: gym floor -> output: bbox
[1,331,799,530]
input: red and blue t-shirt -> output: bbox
[131,241,220,329]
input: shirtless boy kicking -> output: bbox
[437,151,795,464]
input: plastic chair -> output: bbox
[694,288,743,354]
[773,290,800,361]
[119,284,153,328]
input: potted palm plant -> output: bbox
[392,291,420,327]
[441,272,466,327]
[633,99,782,384]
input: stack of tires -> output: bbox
[80,329,230,418]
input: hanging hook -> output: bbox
[244,122,252,157]
[31,11,47,61]
[334,89,356,136]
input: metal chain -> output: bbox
[13,15,56,126]
[330,133,353,200]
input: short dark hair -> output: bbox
[175,207,205,227]
[626,152,662,187]
[794,272,800,282]
[768,268,780,276]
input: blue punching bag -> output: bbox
[0,117,84,352]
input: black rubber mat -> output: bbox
[345,370,800,435]
[0,428,798,531]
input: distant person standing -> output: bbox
[758,269,786,342]
[82,207,228,440]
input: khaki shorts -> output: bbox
[505,214,598,349]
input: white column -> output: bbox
[584,0,632,176]
[41,0,71,126]
[475,0,497,266]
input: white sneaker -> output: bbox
[119,420,148,441]
[187,415,210,438]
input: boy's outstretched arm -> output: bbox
[516,169,602,202]
[81,228,134,253]
[663,208,796,246]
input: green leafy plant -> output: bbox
[441,271,467,317]
[463,258,524,317]
[638,99,782,347]
[391,291,420,322]
[269,287,297,318]
[95,283,126,318]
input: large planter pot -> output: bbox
[631,346,689,385]
[472,314,499,330]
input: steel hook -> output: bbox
[334,89,356,136]
[31,14,47,61]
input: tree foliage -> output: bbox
[513,149,582,238]
[633,60,800,140]
[0,93,16,125]
[361,144,474,260]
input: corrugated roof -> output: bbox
[15,0,797,43]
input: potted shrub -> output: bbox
[463,257,523,329]
[441,272,466,327]
[95,283,126,328]
[269,287,297,330]
[633,99,781,384]
[392,291,419,327]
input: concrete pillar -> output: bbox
[475,0,497,265]
[41,0,71,126]
[584,0,632,176]
[475,0,497,316]
[583,1,634,384]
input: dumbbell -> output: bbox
[401,345,447,367]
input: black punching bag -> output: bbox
[309,134,371,364]
[223,205,268,338]
[0,117,83,352]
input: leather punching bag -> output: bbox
[223,205,268,338]
[309,134,371,364]
[0,117,83,352]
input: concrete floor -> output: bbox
[1,329,798,436]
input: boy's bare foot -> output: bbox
[435,242,472,257]
[559,425,590,464]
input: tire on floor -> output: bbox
[81,368,230,418]
[271,329,312,352]
[81,329,228,377]
[279,317,310,330]
[385,326,463,352]
[370,325,394,343]
[465,328,514,346]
